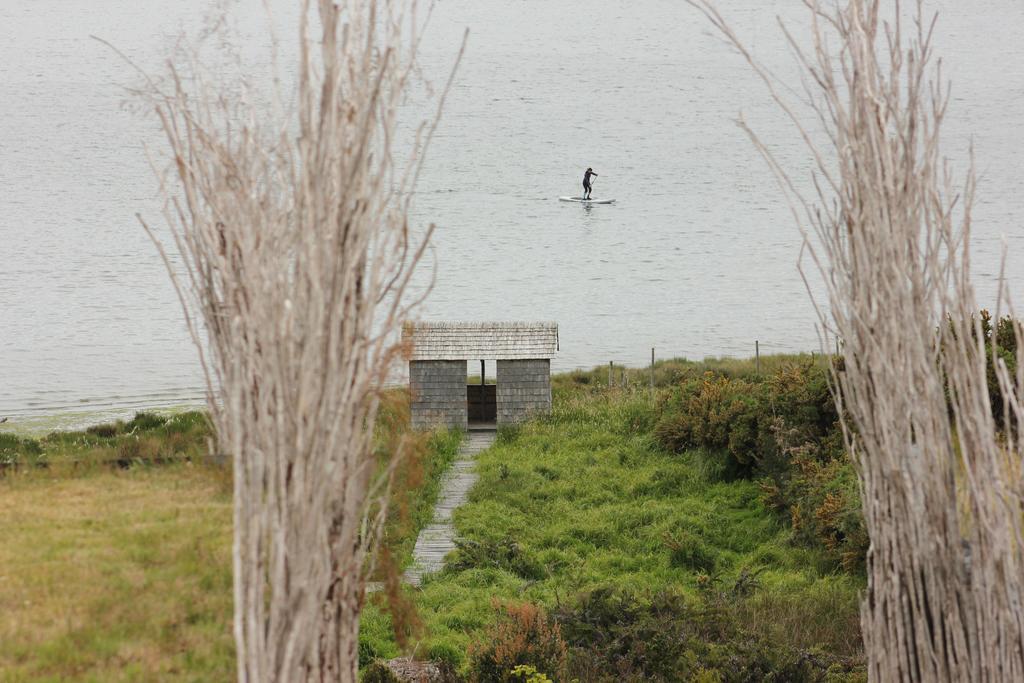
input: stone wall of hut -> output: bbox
[496,359,551,424]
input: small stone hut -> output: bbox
[403,321,558,430]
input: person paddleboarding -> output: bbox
[558,169,615,204]
[582,167,598,199]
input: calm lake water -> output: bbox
[3,1,1024,425]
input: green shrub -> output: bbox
[937,310,1022,430]
[497,424,522,444]
[633,466,693,496]
[568,370,592,385]
[654,361,839,474]
[556,589,696,681]
[359,641,378,669]
[426,641,464,668]
[362,660,400,683]
[0,433,44,467]
[555,588,863,682]
[613,397,657,436]
[161,411,210,435]
[652,360,865,567]
[664,530,717,572]
[114,436,168,465]
[642,317,1018,573]
[687,447,740,483]
[86,422,121,438]
[468,602,568,683]
[126,412,168,432]
[759,441,867,572]
[509,664,552,682]
[533,465,559,481]
[449,536,545,581]
[974,310,1019,430]
[654,373,763,473]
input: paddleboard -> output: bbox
[559,196,616,204]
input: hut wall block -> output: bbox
[409,360,468,430]
[496,359,551,424]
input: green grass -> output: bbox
[360,382,864,672]
[0,405,208,439]
[554,352,832,391]
[0,411,213,470]
[0,357,864,679]
[377,427,464,572]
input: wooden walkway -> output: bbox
[403,428,496,587]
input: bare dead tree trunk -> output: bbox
[689,1,1024,680]
[127,1,463,680]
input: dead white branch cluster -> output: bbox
[691,0,1024,680]
[134,1,461,680]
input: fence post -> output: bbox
[650,347,655,394]
[609,361,614,388]
[756,340,760,375]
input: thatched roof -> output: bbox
[403,321,559,361]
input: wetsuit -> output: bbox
[583,169,598,199]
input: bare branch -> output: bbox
[691,1,1024,679]
[122,2,460,680]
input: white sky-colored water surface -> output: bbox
[2,0,1023,420]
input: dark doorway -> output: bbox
[467,384,496,423]
[467,359,497,426]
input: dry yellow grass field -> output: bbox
[0,466,234,682]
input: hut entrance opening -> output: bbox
[467,360,497,426]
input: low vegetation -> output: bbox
[361,360,866,681]
[1,356,882,681]
[0,405,458,682]
[651,358,866,571]
[0,411,213,470]
[0,465,234,682]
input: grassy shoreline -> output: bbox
[0,404,207,439]
[1,356,866,681]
